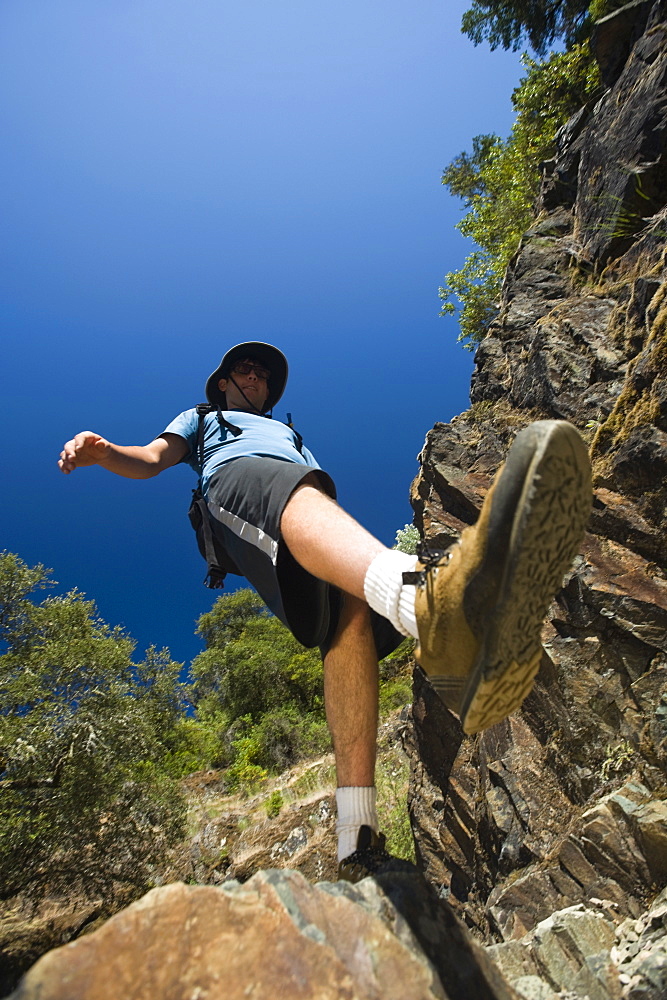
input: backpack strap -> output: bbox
[188,487,227,589]
[194,403,213,473]
[195,403,242,474]
[195,403,304,467]
[191,403,242,590]
[286,412,304,455]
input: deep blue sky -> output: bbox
[1,0,525,667]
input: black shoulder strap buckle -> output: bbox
[194,404,214,471]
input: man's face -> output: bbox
[218,358,271,411]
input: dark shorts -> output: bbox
[206,457,403,660]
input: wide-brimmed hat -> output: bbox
[205,342,288,413]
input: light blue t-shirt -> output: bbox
[161,408,320,492]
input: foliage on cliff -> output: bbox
[439,41,600,348]
[439,43,599,348]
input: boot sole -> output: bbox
[430,421,591,734]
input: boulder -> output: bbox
[490,904,621,1000]
[9,870,521,1000]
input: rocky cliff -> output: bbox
[6,3,667,999]
[407,2,667,997]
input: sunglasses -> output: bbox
[231,362,271,380]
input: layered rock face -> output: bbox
[408,3,667,997]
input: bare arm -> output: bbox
[58,431,188,479]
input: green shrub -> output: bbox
[160,717,225,778]
[266,790,284,818]
[189,591,331,793]
[224,717,268,793]
[379,677,413,718]
[377,755,415,863]
[249,707,330,774]
[394,524,419,554]
[191,601,324,722]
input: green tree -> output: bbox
[0,553,187,900]
[189,590,329,788]
[208,614,324,722]
[461,0,591,54]
[195,588,268,650]
[191,590,324,721]
[440,43,600,348]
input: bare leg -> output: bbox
[281,477,399,861]
[280,475,387,599]
[323,593,378,787]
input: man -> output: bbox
[59,341,592,880]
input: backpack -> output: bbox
[187,403,304,589]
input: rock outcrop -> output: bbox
[9,869,521,1000]
[407,4,667,998]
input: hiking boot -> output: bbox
[338,826,394,883]
[409,420,591,735]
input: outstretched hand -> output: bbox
[58,432,111,474]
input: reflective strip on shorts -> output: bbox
[207,498,279,565]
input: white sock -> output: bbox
[336,786,378,863]
[363,549,419,639]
